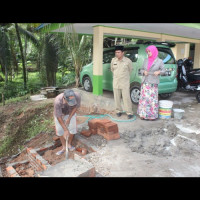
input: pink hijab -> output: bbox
[146,45,158,71]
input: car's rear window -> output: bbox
[103,47,139,63]
[157,47,176,64]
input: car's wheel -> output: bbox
[130,83,141,104]
[196,91,200,103]
[159,93,172,99]
[83,76,93,92]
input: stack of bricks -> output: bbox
[87,119,120,140]
[26,147,51,172]
[6,165,20,177]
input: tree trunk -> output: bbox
[10,38,19,75]
[75,76,79,87]
[15,23,27,90]
[75,65,80,87]
[10,45,18,76]
[2,93,5,106]
[0,59,5,75]
[24,34,28,82]
[4,65,8,84]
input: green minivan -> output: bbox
[80,42,178,104]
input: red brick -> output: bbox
[104,122,118,134]
[88,119,101,130]
[26,147,33,154]
[36,158,42,166]
[76,147,82,152]
[96,119,111,126]
[38,147,49,152]
[90,128,97,135]
[81,147,87,155]
[42,164,47,170]
[31,153,37,159]
[88,168,96,177]
[96,121,120,141]
[81,130,92,137]
[53,135,60,141]
[97,125,106,135]
[103,133,120,140]
[6,166,14,172]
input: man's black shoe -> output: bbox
[127,114,133,119]
[116,112,122,117]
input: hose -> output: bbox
[83,113,137,123]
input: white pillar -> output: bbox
[92,26,104,95]
[171,46,177,60]
[193,43,200,69]
[176,43,190,60]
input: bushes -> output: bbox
[0,72,43,103]
[0,71,76,103]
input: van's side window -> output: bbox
[157,48,175,64]
[103,51,115,64]
[124,49,138,62]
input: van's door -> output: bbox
[123,47,140,82]
[157,47,177,82]
[102,50,115,91]
[157,47,177,93]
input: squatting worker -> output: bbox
[111,45,134,119]
[54,89,81,155]
[137,45,165,121]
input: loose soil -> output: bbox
[41,143,90,166]
[15,162,35,177]
[9,150,28,163]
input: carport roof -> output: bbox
[36,23,200,42]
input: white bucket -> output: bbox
[159,100,173,119]
[173,109,185,119]
[159,100,173,108]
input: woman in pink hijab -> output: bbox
[137,45,165,120]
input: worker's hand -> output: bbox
[65,118,70,126]
[154,71,160,76]
[63,129,70,140]
[144,71,148,76]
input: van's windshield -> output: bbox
[157,47,176,64]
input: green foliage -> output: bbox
[0,135,14,156]
[26,115,54,138]
[0,72,44,102]
[0,101,54,157]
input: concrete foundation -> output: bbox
[39,154,96,177]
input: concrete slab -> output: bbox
[39,154,95,177]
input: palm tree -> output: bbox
[43,33,59,86]
[63,24,92,87]
[0,25,11,84]
[14,23,40,89]
[15,23,27,89]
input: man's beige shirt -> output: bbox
[111,56,133,89]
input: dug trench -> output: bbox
[0,101,108,177]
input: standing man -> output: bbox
[54,89,81,155]
[111,45,134,119]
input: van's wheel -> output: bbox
[83,76,93,92]
[159,93,172,99]
[196,91,200,103]
[130,83,141,104]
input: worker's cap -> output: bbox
[115,45,124,52]
[63,89,77,106]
